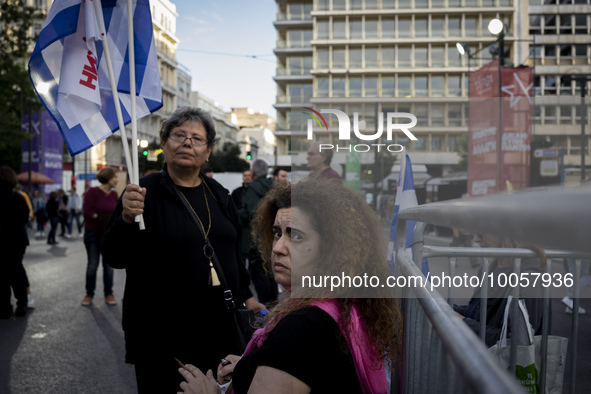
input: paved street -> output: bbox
[0,233,136,394]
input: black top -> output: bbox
[233,307,362,393]
[101,167,253,373]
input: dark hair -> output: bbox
[160,107,216,148]
[251,178,402,368]
[96,167,117,184]
[0,166,17,189]
[272,167,287,177]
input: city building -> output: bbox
[191,91,240,151]
[273,0,590,187]
[229,107,276,130]
[527,0,591,175]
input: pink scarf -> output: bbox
[240,300,388,394]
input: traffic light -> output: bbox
[143,150,148,156]
[246,151,252,160]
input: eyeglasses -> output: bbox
[168,131,208,147]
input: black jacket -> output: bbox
[101,166,253,371]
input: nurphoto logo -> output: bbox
[302,108,418,153]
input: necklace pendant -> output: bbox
[203,244,214,259]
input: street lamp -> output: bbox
[488,16,505,192]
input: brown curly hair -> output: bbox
[251,177,403,368]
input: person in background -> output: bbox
[272,167,288,183]
[202,164,214,178]
[57,189,69,237]
[101,107,265,393]
[0,167,31,318]
[32,190,47,237]
[46,191,59,245]
[81,167,118,307]
[306,142,342,183]
[231,170,252,211]
[240,159,278,306]
[15,184,33,229]
[66,187,83,238]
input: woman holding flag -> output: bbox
[101,107,264,393]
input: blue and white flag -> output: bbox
[28,0,162,156]
[388,153,429,276]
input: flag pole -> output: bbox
[126,0,145,230]
[92,0,133,181]
[93,0,145,229]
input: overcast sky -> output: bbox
[174,0,277,117]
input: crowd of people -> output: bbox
[4,106,584,393]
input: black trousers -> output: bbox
[135,357,185,394]
[0,245,28,317]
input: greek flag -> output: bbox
[388,153,430,276]
[28,0,162,156]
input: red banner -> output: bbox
[468,59,533,196]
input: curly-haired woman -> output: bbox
[177,177,403,394]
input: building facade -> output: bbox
[274,0,590,183]
[191,91,240,152]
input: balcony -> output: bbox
[274,94,313,108]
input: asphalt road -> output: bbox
[0,233,137,394]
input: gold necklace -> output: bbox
[179,176,220,286]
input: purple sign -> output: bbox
[21,112,63,195]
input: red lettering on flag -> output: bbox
[79,51,98,90]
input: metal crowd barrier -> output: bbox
[393,186,591,394]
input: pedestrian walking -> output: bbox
[66,187,83,238]
[46,191,59,245]
[32,190,47,237]
[81,167,118,307]
[57,189,69,237]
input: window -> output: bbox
[559,76,572,95]
[431,136,443,151]
[447,135,460,152]
[544,45,556,65]
[448,45,461,66]
[333,19,347,39]
[559,106,572,124]
[332,78,346,97]
[349,77,362,97]
[431,76,444,97]
[448,75,461,97]
[382,48,395,67]
[317,0,330,10]
[317,20,329,39]
[415,0,428,8]
[365,77,378,97]
[399,19,411,38]
[448,17,461,37]
[575,15,588,34]
[350,0,363,9]
[332,48,346,68]
[414,136,427,151]
[448,104,463,127]
[431,105,445,127]
[415,76,428,97]
[530,15,542,35]
[415,47,428,67]
[365,19,379,38]
[333,0,347,10]
[365,47,378,68]
[431,47,444,67]
[365,0,378,9]
[560,15,572,34]
[382,77,395,97]
[316,77,329,97]
[431,18,445,37]
[414,104,429,127]
[544,15,556,34]
[398,76,411,97]
[382,18,395,38]
[398,47,411,67]
[349,48,362,68]
[465,17,477,36]
[415,18,428,37]
[350,19,363,39]
[317,49,329,68]
[544,106,557,124]
[574,45,589,65]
